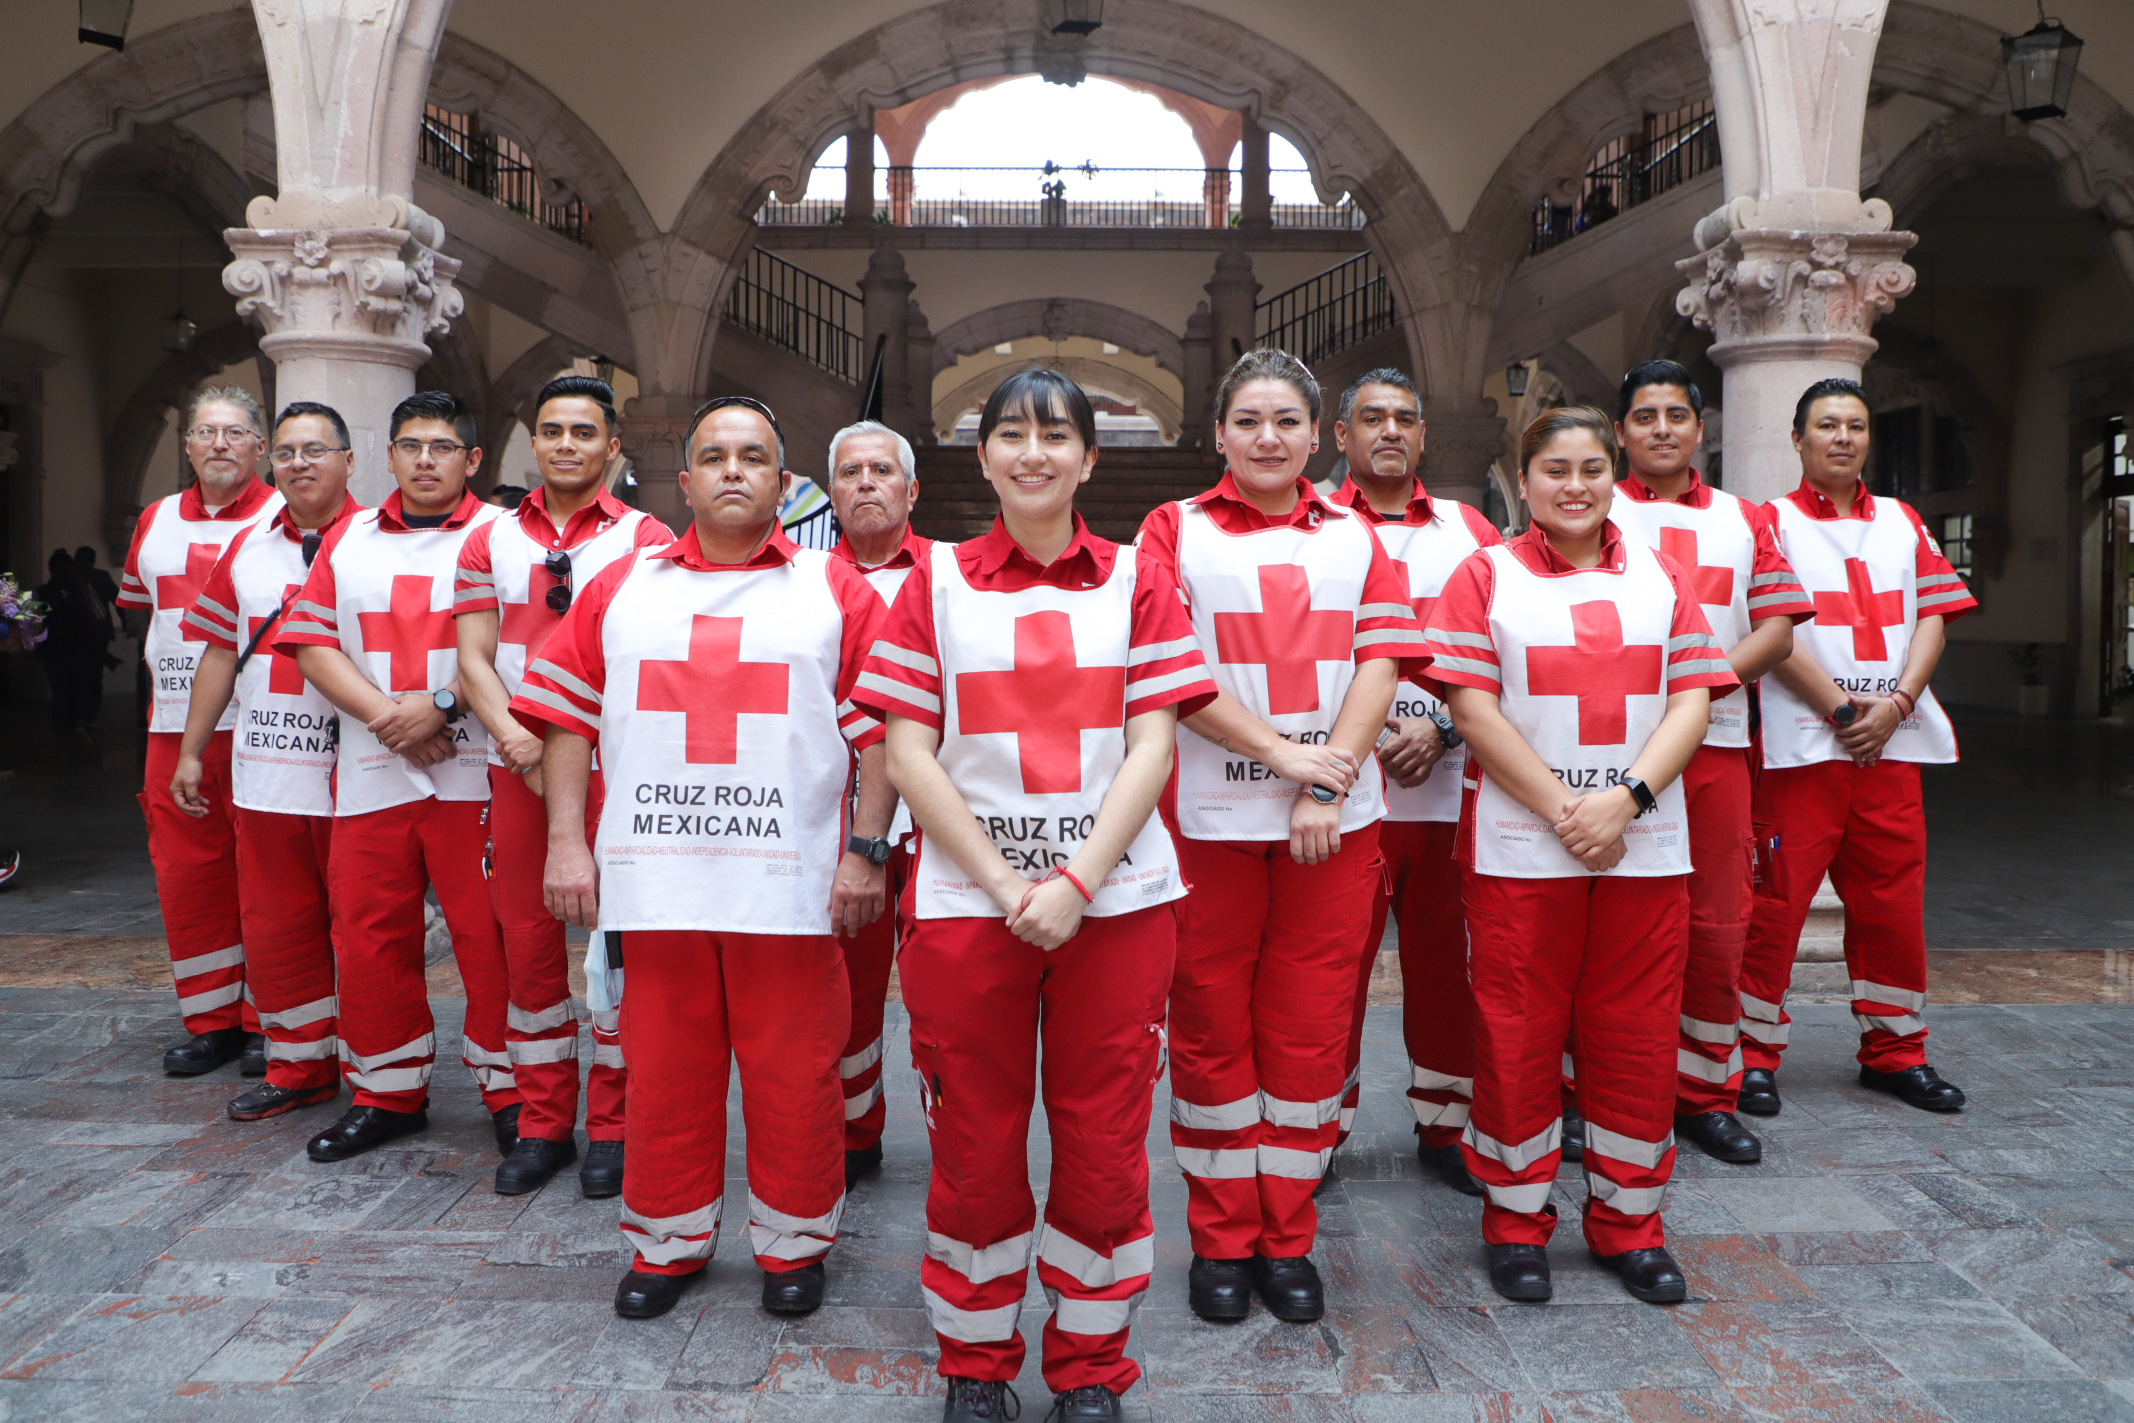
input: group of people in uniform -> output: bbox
[126,346,1972,1423]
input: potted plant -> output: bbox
[2009,642,2049,717]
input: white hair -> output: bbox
[826,420,916,485]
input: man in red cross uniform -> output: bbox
[278,390,523,1163]
[173,402,362,1123]
[515,395,893,1323]
[1739,378,1976,1116]
[1321,369,1500,1199]
[822,419,931,1187]
[454,375,672,1200]
[1606,361,1814,1164]
[119,385,282,1077]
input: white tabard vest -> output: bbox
[1608,496,1758,749]
[222,524,339,816]
[590,550,855,935]
[1470,541,1691,878]
[136,490,282,732]
[916,542,1184,920]
[856,555,924,847]
[1171,502,1385,840]
[322,507,499,816]
[1374,499,1487,823]
[1761,497,1959,768]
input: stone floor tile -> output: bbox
[1379,1234,1497,1308]
[2002,1296,2134,1382]
[1532,1390,1636,1421]
[1668,1237,1817,1303]
[663,1293,787,1391]
[355,1171,480,1230]
[40,1121,201,1147]
[754,1340,941,1395]
[1669,1301,1901,1390]
[1894,1172,2041,1229]
[1343,1393,1551,1422]
[1962,1173,2134,1228]
[1925,1379,2134,1422]
[1135,1311,1346,1395]
[140,1381,371,1422]
[0,1379,176,1421]
[567,1306,707,1391]
[1832,1298,2084,1383]
[1790,1262,1983,1301]
[1759,1232,1933,1266]
[1128,1393,1354,1420]
[1614,1387,1764,1421]
[1400,1303,1532,1392]
[379,1300,604,1389]
[286,1299,446,1385]
[579,1390,762,1422]
[343,1384,604,1421]
[186,1295,358,1382]
[1717,1381,1954,1421]
[1694,1178,1895,1234]
[1491,1304,1721,1392]
[0,1225,186,1294]
[128,1256,304,1298]
[484,1231,631,1270]
[1920,1227,2134,1298]
[0,1294,266,1382]
[283,1232,501,1297]
[450,1263,622,1302]
[197,1171,412,1232]
[0,1292,93,1373]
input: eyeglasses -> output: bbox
[300,532,322,568]
[270,444,347,466]
[691,395,784,448]
[543,549,572,613]
[391,438,469,460]
[188,425,259,445]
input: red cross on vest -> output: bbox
[1658,527,1734,607]
[248,583,305,696]
[637,615,790,764]
[956,610,1126,794]
[157,543,222,642]
[1526,600,1664,746]
[355,575,456,693]
[1212,564,1352,716]
[1813,557,1905,661]
[499,558,566,652]
[1385,558,1438,639]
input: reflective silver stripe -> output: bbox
[462,1041,512,1069]
[1586,1174,1668,1216]
[1261,1090,1341,1129]
[258,995,336,1030]
[172,944,246,977]
[1749,572,1798,588]
[866,640,938,676]
[1258,1144,1329,1180]
[1852,979,1926,1012]
[1358,602,1413,621]
[467,1064,516,1091]
[266,1037,338,1061]
[1337,1103,1356,1134]
[591,1042,626,1069]
[1748,592,1804,611]
[1676,1045,1744,1084]
[190,593,238,622]
[1422,627,1492,649]
[1739,990,1785,1021]
[344,1064,430,1093]
[1560,1051,1576,1081]
[1037,1227,1154,1288]
[1051,1296,1134,1336]
[1411,1064,1474,1096]
[1463,1119,1562,1173]
[854,669,939,715]
[291,600,337,623]
[1124,666,1207,702]
[508,1036,579,1065]
[1412,1098,1470,1128]
[177,983,245,1015]
[1585,1123,1674,1170]
[527,657,602,706]
[591,1008,620,1033]
[339,1032,435,1073]
[1173,1145,1256,1179]
[1341,1062,1362,1095]
[927,1230,1032,1284]
[451,587,492,606]
[1483,1180,1554,1213]
[921,1285,1021,1343]
[514,683,598,732]
[1170,1093,1260,1132]
[1740,1017,1791,1046]
[1855,1012,1926,1037]
[1671,656,1736,678]
[839,1036,884,1078]
[457,568,496,588]
[1679,1014,1739,1045]
[1427,654,1497,679]
[1667,632,1725,652]
[1127,636,1197,666]
[620,1197,722,1265]
[1917,591,1968,609]
[182,610,236,641]
[751,1190,844,1239]
[508,1000,576,1034]
[1918,572,1964,587]
[842,1080,883,1120]
[1359,627,1427,648]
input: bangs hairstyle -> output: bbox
[389,389,478,447]
[535,374,619,433]
[1792,377,1868,435]
[1616,359,1704,421]
[977,368,1097,451]
[1217,347,1321,425]
[1518,405,1619,472]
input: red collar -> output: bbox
[1330,476,1434,525]
[1508,521,1628,576]
[1788,480,1875,521]
[958,514,1113,589]
[514,483,634,549]
[653,522,799,571]
[271,495,361,541]
[831,526,929,571]
[1617,469,1714,510]
[377,487,487,532]
[1189,471,1345,533]
[178,479,275,522]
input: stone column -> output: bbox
[1179,301,1213,450]
[1419,408,1506,513]
[1238,118,1272,233]
[860,246,915,440]
[613,234,731,532]
[618,397,696,533]
[906,301,936,446]
[845,122,876,228]
[1205,250,1259,386]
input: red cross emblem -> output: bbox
[1813,557,1905,661]
[1212,564,1352,716]
[956,610,1125,794]
[498,558,567,654]
[247,583,305,696]
[1525,600,1664,746]
[1658,527,1734,607]
[637,615,789,764]
[354,575,456,692]
[1386,557,1438,637]
[155,543,223,642]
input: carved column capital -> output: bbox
[1420,411,1507,511]
[1675,228,1917,369]
[223,222,463,371]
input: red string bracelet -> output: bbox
[1890,688,1916,717]
[1045,867,1095,903]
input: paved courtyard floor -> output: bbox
[3,992,2133,1421]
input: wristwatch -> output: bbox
[1620,776,1657,817]
[1426,708,1463,750]
[1828,703,1859,728]
[432,689,464,723]
[1307,784,1339,804]
[847,834,892,866]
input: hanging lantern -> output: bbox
[163,309,197,354]
[1505,359,1531,399]
[78,0,134,50]
[1045,0,1105,36]
[2001,11,2083,122]
[592,354,617,385]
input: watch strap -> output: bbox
[1621,776,1657,816]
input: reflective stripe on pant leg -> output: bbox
[750,1190,845,1263]
[1461,1120,1562,1215]
[422,797,520,1113]
[1833,761,1931,1072]
[1741,762,1846,1072]
[339,1031,437,1096]
[1410,1064,1473,1130]
[144,731,247,1034]
[619,1196,723,1268]
[1396,821,1475,1147]
[1582,1121,1677,1218]
[1678,745,1752,1113]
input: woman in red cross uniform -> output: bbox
[853,370,1215,1423]
[1422,406,1735,1306]
[1136,348,1421,1326]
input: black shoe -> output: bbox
[1044,1385,1121,1420]
[1312,1156,1339,1198]
[580,1139,624,1199]
[1250,1254,1323,1322]
[1187,1255,1252,1321]
[762,1260,825,1315]
[614,1268,694,1320]
[1593,1245,1688,1304]
[1675,1111,1762,1164]
[845,1141,883,1189]
[1561,1107,1586,1162]
[943,1377,1020,1420]
[163,1027,248,1076]
[494,1135,577,1195]
[239,1034,268,1078]
[1737,1068,1781,1117]
[1418,1140,1486,1197]
[227,1082,336,1121]
[491,1102,522,1157]
[1858,1063,1966,1112]
[306,1104,428,1162]
[1486,1243,1551,1302]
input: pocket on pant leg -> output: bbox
[910,1034,955,1176]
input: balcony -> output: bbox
[421,106,592,247]
[758,163,1364,231]
[1530,100,1718,256]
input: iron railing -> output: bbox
[723,248,865,384]
[1529,100,1719,256]
[757,165,1364,230]
[1256,251,1396,365]
[421,106,590,245]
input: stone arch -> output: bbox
[930,299,1183,377]
[102,321,261,556]
[931,357,1182,443]
[481,333,582,461]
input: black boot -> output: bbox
[1187,1256,1252,1321]
[942,1378,1020,1421]
[307,1104,428,1162]
[1487,1243,1551,1301]
[845,1141,883,1188]
[227,1082,336,1122]
[1044,1384,1121,1419]
[614,1268,694,1320]
[1250,1255,1323,1323]
[580,1139,624,1199]
[491,1102,522,1157]
[1418,1140,1485,1197]
[762,1260,825,1315]
[1593,1245,1688,1304]
[1858,1062,1966,1112]
[1561,1107,1586,1162]
[1675,1111,1762,1164]
[163,1027,248,1076]
[1736,1068,1780,1117]
[494,1135,577,1195]
[239,1034,268,1078]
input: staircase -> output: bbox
[910,445,1222,544]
